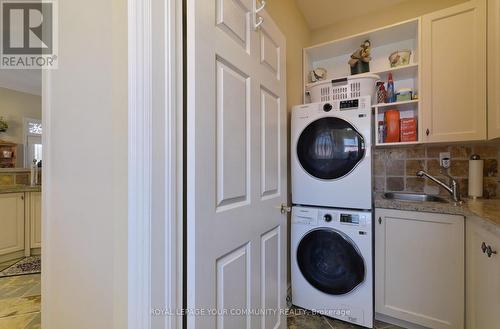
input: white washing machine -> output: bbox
[291,97,372,210]
[291,205,373,328]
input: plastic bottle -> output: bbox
[386,72,396,103]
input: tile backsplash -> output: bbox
[374,143,500,198]
[0,169,41,186]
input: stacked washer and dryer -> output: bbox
[291,88,375,328]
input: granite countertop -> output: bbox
[375,193,500,227]
[0,185,42,193]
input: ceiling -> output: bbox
[295,0,410,30]
[0,70,41,96]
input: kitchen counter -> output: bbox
[375,193,500,227]
[0,185,42,194]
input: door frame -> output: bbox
[41,0,183,328]
[127,0,183,328]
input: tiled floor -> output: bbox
[287,307,403,329]
[0,273,41,329]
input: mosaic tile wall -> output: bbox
[0,169,41,186]
[373,143,500,198]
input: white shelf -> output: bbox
[376,141,421,147]
[374,63,419,82]
[305,19,419,62]
[305,63,419,89]
[372,99,419,109]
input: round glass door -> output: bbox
[296,117,365,180]
[297,228,365,295]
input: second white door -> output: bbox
[186,1,287,328]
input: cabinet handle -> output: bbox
[481,242,487,253]
[486,245,497,258]
[21,195,24,200]
[378,217,382,224]
[426,129,430,136]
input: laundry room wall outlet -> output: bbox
[440,152,451,168]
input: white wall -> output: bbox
[42,0,128,328]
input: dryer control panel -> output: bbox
[292,206,370,227]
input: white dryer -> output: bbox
[291,205,373,328]
[291,97,372,210]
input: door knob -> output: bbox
[486,245,497,258]
[280,204,291,214]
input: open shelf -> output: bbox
[376,141,421,147]
[305,63,419,89]
[372,99,419,110]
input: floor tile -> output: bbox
[287,313,331,329]
[0,313,37,329]
[287,306,397,329]
[0,275,41,299]
[24,312,41,329]
[0,295,41,318]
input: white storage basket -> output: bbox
[308,74,380,103]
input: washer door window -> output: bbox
[297,117,365,180]
[297,228,365,295]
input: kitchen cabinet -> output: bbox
[421,0,487,143]
[488,0,500,139]
[375,208,464,329]
[466,218,500,328]
[29,191,42,248]
[0,193,25,255]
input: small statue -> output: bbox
[349,40,372,67]
[348,40,372,74]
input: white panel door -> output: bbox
[186,1,287,329]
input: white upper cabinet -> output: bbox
[421,0,487,143]
[488,0,500,139]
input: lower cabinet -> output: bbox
[0,193,25,256]
[375,208,465,329]
[466,218,500,328]
[29,191,42,248]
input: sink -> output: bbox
[383,192,449,203]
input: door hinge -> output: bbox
[280,204,291,214]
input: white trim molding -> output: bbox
[164,0,183,328]
[128,0,183,328]
[128,0,153,327]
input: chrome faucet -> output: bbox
[416,170,462,203]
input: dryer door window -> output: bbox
[297,228,365,295]
[297,117,365,180]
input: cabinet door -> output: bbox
[421,0,487,143]
[466,219,500,329]
[30,191,42,248]
[488,0,500,139]
[375,208,464,329]
[0,193,25,255]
